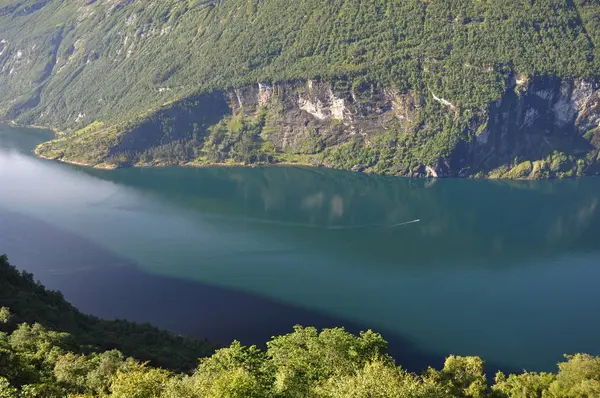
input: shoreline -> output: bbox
[35,152,317,172]
[31,151,595,181]
[34,152,119,170]
[5,120,594,180]
[35,153,598,181]
[11,119,319,172]
[6,120,322,172]
[2,120,58,135]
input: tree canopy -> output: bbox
[2,255,600,397]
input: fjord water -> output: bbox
[2,126,600,372]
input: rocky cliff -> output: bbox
[36,77,600,178]
[464,78,600,178]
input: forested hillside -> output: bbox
[0,254,217,372]
[1,0,600,177]
[3,254,600,397]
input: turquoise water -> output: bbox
[1,125,600,372]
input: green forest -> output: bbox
[1,0,598,125]
[2,254,600,397]
[1,0,600,178]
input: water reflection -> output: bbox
[83,165,600,266]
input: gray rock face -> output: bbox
[228,80,419,154]
[224,78,599,177]
[463,77,600,177]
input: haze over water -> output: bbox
[1,125,600,373]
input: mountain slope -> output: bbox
[0,254,217,372]
[1,0,600,177]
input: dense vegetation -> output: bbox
[2,254,600,397]
[1,0,598,124]
[0,254,217,372]
[1,0,600,177]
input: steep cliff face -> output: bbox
[36,77,600,178]
[462,77,600,178]
[231,81,419,153]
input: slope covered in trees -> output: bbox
[0,0,598,124]
[1,0,600,177]
[0,254,217,372]
[2,255,600,397]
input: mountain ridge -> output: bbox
[1,0,599,177]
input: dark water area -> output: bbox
[1,125,600,373]
[0,209,447,373]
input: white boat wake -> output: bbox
[233,217,421,230]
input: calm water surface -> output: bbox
[1,125,600,372]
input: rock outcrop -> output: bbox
[36,77,600,178]
[463,77,600,178]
